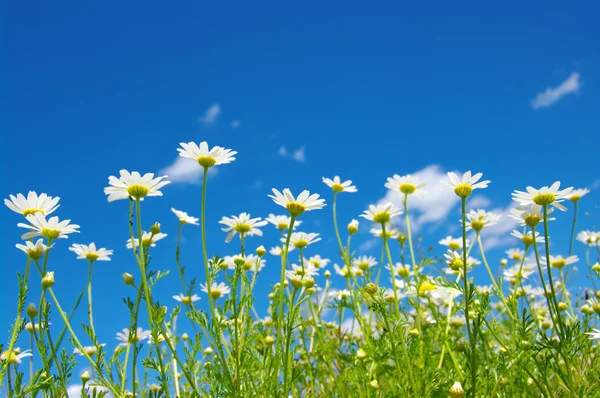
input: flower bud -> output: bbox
[347,220,359,235]
[234,257,246,267]
[397,233,407,244]
[408,328,420,337]
[150,222,161,235]
[181,333,189,340]
[41,272,55,289]
[302,277,315,289]
[369,379,379,389]
[122,272,135,286]
[356,348,367,359]
[500,258,508,267]
[256,245,266,257]
[26,303,38,318]
[324,270,331,278]
[592,263,600,272]
[450,381,464,397]
[268,293,275,300]
[364,283,378,295]
[264,336,275,346]
[557,302,568,312]
[203,347,213,355]
[80,371,91,384]
[291,277,303,290]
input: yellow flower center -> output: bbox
[357,262,370,271]
[141,237,153,247]
[197,156,217,168]
[180,296,191,304]
[331,183,345,193]
[533,193,556,206]
[453,183,472,198]
[569,195,581,203]
[41,228,61,240]
[84,347,98,355]
[310,260,321,268]
[418,281,436,296]
[293,240,308,249]
[85,252,99,261]
[210,289,222,299]
[448,242,461,250]
[522,236,534,247]
[399,183,416,194]
[551,259,567,269]
[1,349,19,364]
[234,223,252,234]
[372,212,390,224]
[470,220,485,232]
[286,202,306,217]
[449,258,464,271]
[277,222,289,230]
[28,248,44,261]
[398,267,410,277]
[23,208,44,216]
[127,184,149,199]
[524,214,541,228]
[511,253,522,261]
[243,261,253,271]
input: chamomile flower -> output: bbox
[543,255,579,269]
[510,230,543,246]
[5,192,60,217]
[353,256,377,271]
[290,263,319,277]
[306,255,330,268]
[568,188,590,202]
[200,281,231,299]
[219,213,267,243]
[18,214,80,240]
[116,328,151,347]
[512,182,573,211]
[463,209,500,232]
[265,214,302,231]
[386,262,412,278]
[104,170,170,202]
[334,263,355,278]
[441,171,490,198]
[172,293,201,304]
[126,231,167,249]
[287,232,321,249]
[577,231,598,246]
[224,254,266,272]
[586,328,600,340]
[505,248,525,262]
[16,239,51,260]
[177,141,237,168]
[73,344,106,356]
[503,263,535,284]
[0,348,32,365]
[360,203,402,224]
[370,224,399,239]
[439,236,468,251]
[69,243,113,262]
[269,246,283,256]
[329,289,351,300]
[171,208,199,225]
[269,189,326,217]
[444,251,480,275]
[322,176,357,193]
[347,219,359,234]
[509,204,554,228]
[285,270,315,289]
[385,174,427,196]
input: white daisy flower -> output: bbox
[104,170,170,202]
[329,289,351,300]
[444,251,480,274]
[18,214,80,240]
[370,224,399,239]
[509,204,554,227]
[285,270,315,289]
[16,239,52,260]
[360,203,402,224]
[576,231,598,246]
[25,322,50,333]
[177,141,237,168]
[306,255,330,268]
[289,263,320,277]
[568,188,590,202]
[510,230,544,246]
[353,256,377,271]
[223,254,266,272]
[476,285,494,295]
[200,281,231,299]
[503,263,535,284]
[521,285,545,297]
[586,328,600,340]
[385,174,426,196]
[269,246,283,256]
[126,231,167,249]
[69,243,113,262]
[269,189,326,217]
[441,171,490,198]
[265,214,302,231]
[171,208,199,225]
[386,262,412,277]
[347,219,359,234]
[426,285,462,307]
[512,182,573,211]
[116,328,151,347]
[542,255,579,269]
[286,232,321,249]
[333,263,355,278]
[73,344,106,356]
[505,248,525,261]
[219,213,267,243]
[1,348,33,365]
[438,236,467,251]
[172,293,201,304]
[463,209,500,232]
[322,176,357,193]
[4,192,60,217]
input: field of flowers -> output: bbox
[2,141,600,397]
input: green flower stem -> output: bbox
[568,201,578,256]
[332,192,345,256]
[380,310,417,395]
[437,274,461,369]
[282,287,300,395]
[120,342,131,391]
[201,166,217,319]
[477,235,514,320]
[381,222,400,315]
[530,226,556,327]
[277,216,296,352]
[542,205,565,336]
[87,259,97,338]
[460,197,476,398]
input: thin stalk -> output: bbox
[460,198,476,398]
[87,259,97,338]
[381,222,400,315]
[200,166,216,319]
[542,205,565,336]
[477,235,514,320]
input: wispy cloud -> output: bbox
[531,72,580,109]
[277,145,306,163]
[231,120,241,128]
[199,104,221,125]
[160,156,217,184]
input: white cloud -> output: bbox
[278,146,287,156]
[359,238,379,252]
[199,103,221,125]
[231,120,241,128]
[276,145,306,163]
[160,156,217,184]
[476,202,520,251]
[531,72,580,109]
[292,146,306,163]
[251,180,263,190]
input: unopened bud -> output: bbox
[592,263,600,272]
[557,302,568,312]
[302,277,315,289]
[356,348,367,359]
[256,245,266,257]
[324,270,331,278]
[264,336,275,346]
[122,273,135,286]
[397,233,407,244]
[450,381,464,397]
[41,272,55,289]
[203,347,213,355]
[369,379,379,389]
[365,283,378,295]
[408,328,420,337]
[26,303,38,318]
[150,222,161,235]
[80,371,90,383]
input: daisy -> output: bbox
[69,243,113,262]
[333,263,356,278]
[512,182,573,211]
[177,141,237,168]
[439,236,468,251]
[441,171,490,198]
[172,293,201,304]
[426,285,462,307]
[586,328,600,340]
[353,256,377,271]
[126,231,167,249]
[510,230,543,247]
[347,219,359,234]
[289,263,320,277]
[5,192,60,217]
[16,239,51,261]
[329,289,351,300]
[0,348,33,365]
[370,224,399,239]
[505,248,525,262]
[171,208,199,225]
[285,270,315,289]
[306,255,330,268]
[223,254,266,272]
[386,262,411,278]
[18,214,80,240]
[385,174,426,196]
[269,189,326,217]
[322,176,357,193]
[568,188,590,202]
[576,231,598,246]
[444,251,480,274]
[25,322,50,333]
[200,281,231,299]
[503,263,535,284]
[219,213,267,243]
[542,255,578,269]
[463,209,500,232]
[509,204,554,228]
[116,328,151,347]
[287,232,321,249]
[73,344,106,356]
[265,214,302,231]
[270,246,283,256]
[360,203,402,224]
[476,285,494,296]
[104,170,170,202]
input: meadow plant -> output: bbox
[2,142,600,397]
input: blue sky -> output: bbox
[2,0,599,381]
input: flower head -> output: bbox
[177,141,237,168]
[126,231,167,249]
[200,281,231,299]
[505,248,525,262]
[104,170,170,202]
[18,214,80,240]
[543,255,578,269]
[385,174,426,196]
[5,192,60,217]
[510,230,543,247]
[172,293,201,304]
[347,219,359,235]
[219,213,267,243]
[576,231,598,246]
[353,256,377,271]
[265,214,302,231]
[69,243,113,262]
[171,208,199,225]
[509,204,554,228]
[587,328,600,340]
[360,203,402,224]
[322,176,357,193]
[463,209,500,232]
[287,232,321,249]
[568,188,590,202]
[269,189,326,217]
[439,236,467,251]
[16,239,51,260]
[1,348,32,365]
[224,254,266,272]
[116,328,151,347]
[73,344,106,356]
[306,255,330,268]
[512,182,573,211]
[441,171,490,198]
